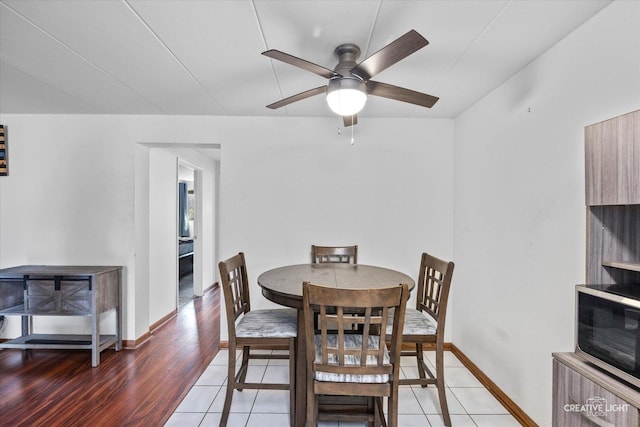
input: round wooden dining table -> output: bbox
[257,263,415,427]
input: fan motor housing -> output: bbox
[333,43,361,77]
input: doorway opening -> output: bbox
[178,163,196,310]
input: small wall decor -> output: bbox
[0,125,6,176]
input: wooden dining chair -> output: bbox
[311,245,359,332]
[303,282,409,427]
[389,252,455,427]
[218,252,297,427]
[311,245,358,264]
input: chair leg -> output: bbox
[289,338,296,427]
[369,397,376,427]
[415,343,427,386]
[237,345,250,388]
[306,390,316,427]
[380,394,391,427]
[220,347,237,427]
[307,372,318,427]
[436,346,451,426]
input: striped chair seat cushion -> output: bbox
[236,308,297,338]
[386,308,437,336]
[313,334,390,383]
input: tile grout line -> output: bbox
[169,349,520,426]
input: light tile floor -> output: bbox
[165,349,522,427]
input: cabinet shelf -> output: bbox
[602,261,640,273]
[0,334,118,350]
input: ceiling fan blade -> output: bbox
[367,80,439,108]
[266,86,327,109]
[351,30,428,81]
[343,115,357,127]
[262,50,339,79]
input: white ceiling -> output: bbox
[0,0,611,119]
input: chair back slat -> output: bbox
[219,252,251,333]
[320,305,329,365]
[303,282,408,378]
[311,245,358,264]
[416,253,454,330]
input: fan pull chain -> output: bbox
[351,116,355,145]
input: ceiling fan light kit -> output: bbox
[326,76,367,116]
[262,29,439,127]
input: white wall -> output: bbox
[453,2,640,425]
[145,145,217,325]
[0,115,135,336]
[218,117,455,340]
[0,115,454,343]
[148,148,180,323]
[0,115,220,339]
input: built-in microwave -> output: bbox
[576,284,640,389]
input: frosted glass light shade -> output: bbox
[326,77,367,116]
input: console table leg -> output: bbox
[92,308,99,367]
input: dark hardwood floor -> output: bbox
[0,286,220,427]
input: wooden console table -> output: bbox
[0,265,122,367]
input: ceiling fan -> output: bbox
[262,29,439,127]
